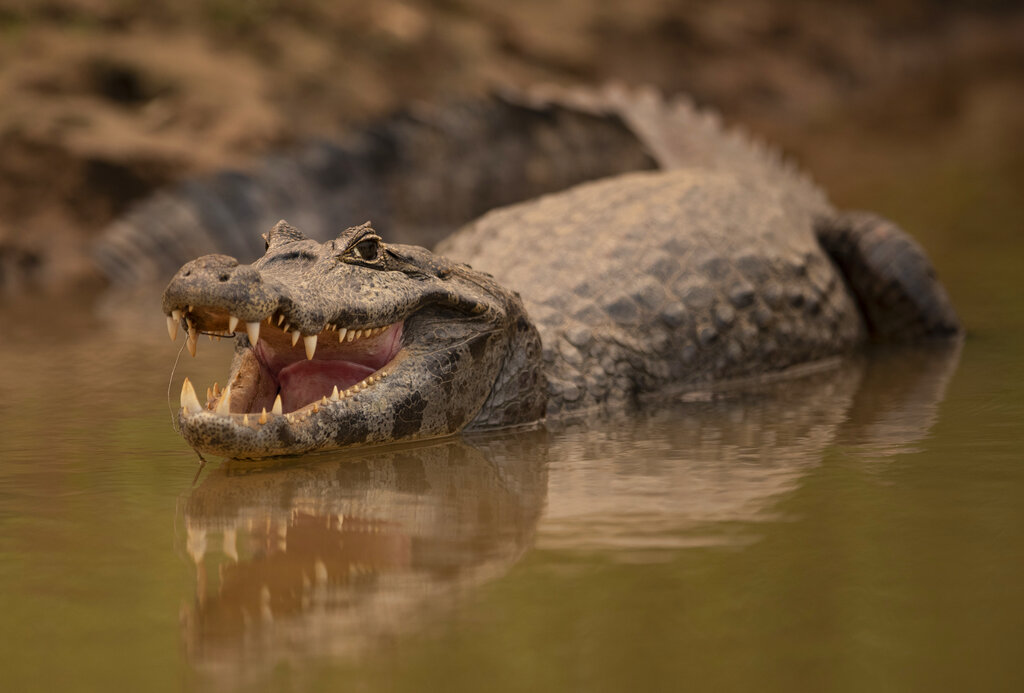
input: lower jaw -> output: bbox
[179,377,390,458]
[180,408,328,459]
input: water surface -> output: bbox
[1,119,1023,693]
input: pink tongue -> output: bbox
[278,360,376,412]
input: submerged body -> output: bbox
[158,88,959,458]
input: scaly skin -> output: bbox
[159,87,961,458]
[440,169,864,415]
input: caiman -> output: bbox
[144,86,960,459]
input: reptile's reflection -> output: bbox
[180,343,960,683]
[541,343,961,551]
[181,432,548,684]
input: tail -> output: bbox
[816,211,961,340]
[93,96,657,287]
[92,84,830,288]
[517,83,829,210]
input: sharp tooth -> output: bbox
[180,378,202,414]
[171,309,182,321]
[321,396,329,405]
[207,334,214,342]
[188,305,194,313]
[272,394,283,415]
[312,403,319,414]
[246,321,260,344]
[186,328,198,357]
[291,331,300,347]
[354,329,363,340]
[215,385,232,415]
[166,316,178,341]
[330,385,340,401]
[303,335,317,360]
[206,386,213,403]
[259,408,268,424]
[243,414,249,425]
[228,315,239,332]
[276,314,284,325]
[213,382,220,396]
[346,330,356,342]
[283,323,290,333]
[338,327,347,342]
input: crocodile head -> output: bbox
[162,221,546,458]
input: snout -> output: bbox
[162,254,279,323]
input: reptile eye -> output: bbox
[353,238,380,262]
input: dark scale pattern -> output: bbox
[159,86,960,457]
[440,170,867,414]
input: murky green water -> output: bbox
[2,129,1023,692]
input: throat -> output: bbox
[277,359,376,411]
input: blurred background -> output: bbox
[1,3,1023,692]
[0,0,1020,300]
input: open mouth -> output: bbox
[170,307,404,421]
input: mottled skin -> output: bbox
[165,222,545,457]
[158,87,960,458]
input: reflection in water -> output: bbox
[182,433,548,687]
[180,344,960,684]
[540,343,962,553]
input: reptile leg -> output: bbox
[816,211,961,341]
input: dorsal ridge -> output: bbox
[514,82,830,211]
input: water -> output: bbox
[2,284,1021,693]
[2,133,1023,693]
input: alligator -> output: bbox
[151,86,961,459]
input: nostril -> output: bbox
[183,270,191,277]
[218,273,230,282]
